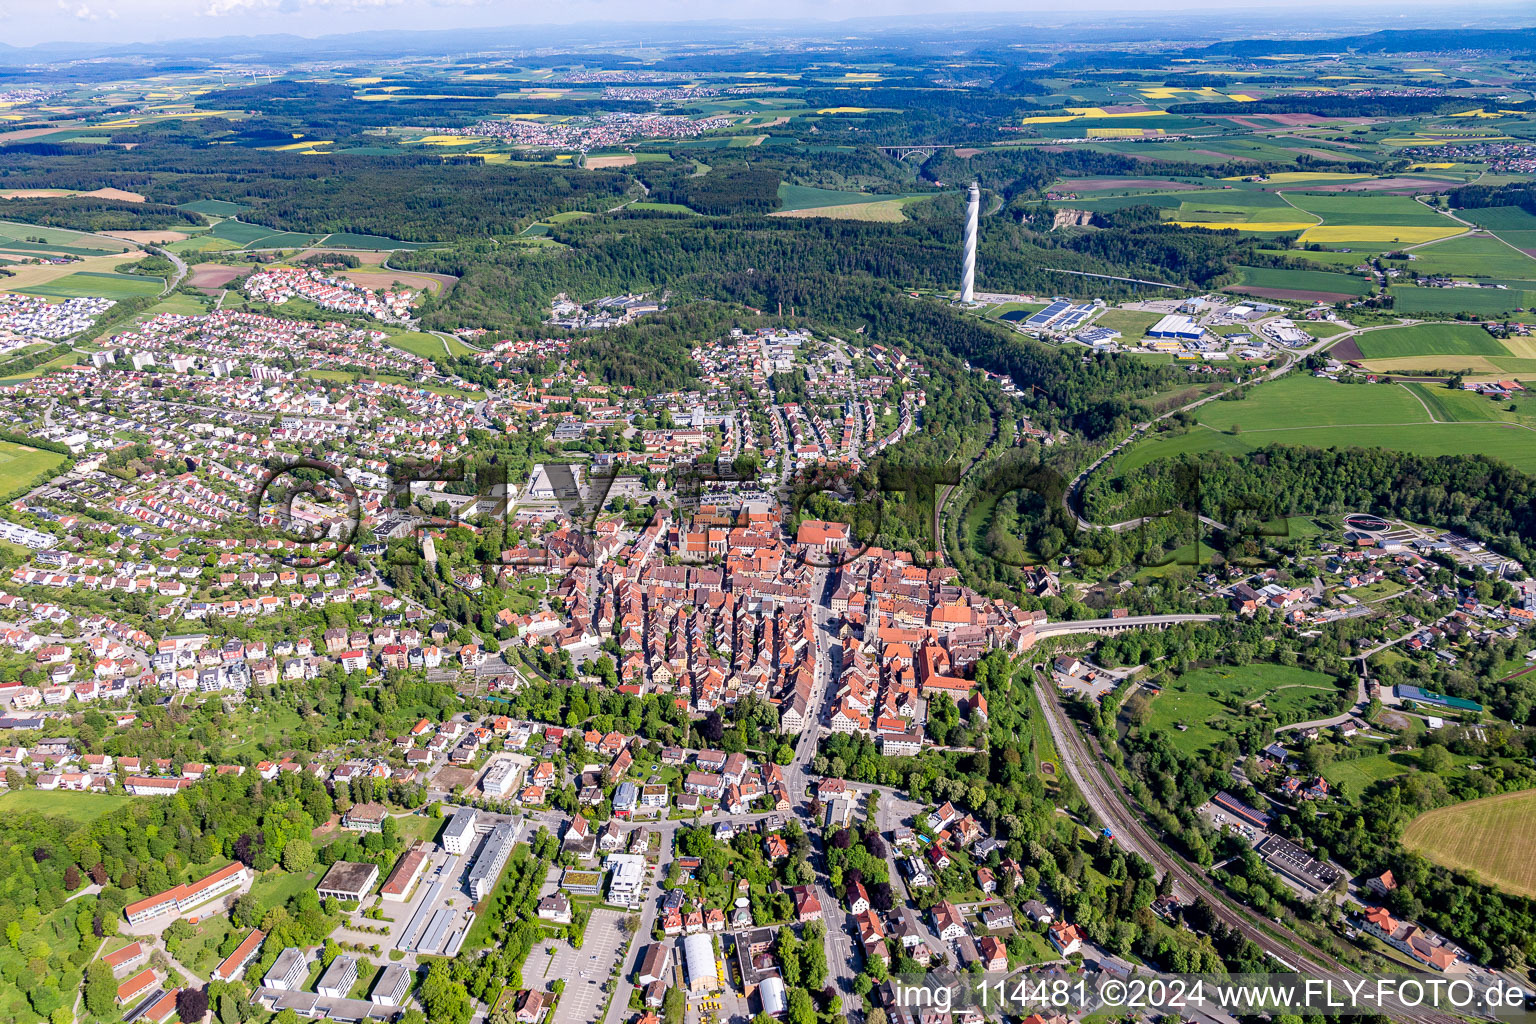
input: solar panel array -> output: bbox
[1023,299,1095,332]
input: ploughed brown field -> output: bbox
[187,263,245,292]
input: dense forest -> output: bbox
[1084,446,1536,566]
[0,197,205,232]
[646,164,782,215]
[0,145,632,240]
[1447,182,1536,214]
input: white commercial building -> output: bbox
[316,954,358,998]
[479,758,520,800]
[467,822,517,901]
[1148,314,1203,341]
[604,853,646,905]
[443,807,478,855]
[263,948,307,991]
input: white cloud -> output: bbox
[199,0,279,16]
[56,0,114,19]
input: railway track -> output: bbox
[1032,668,1469,1024]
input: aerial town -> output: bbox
[2,14,1536,1024]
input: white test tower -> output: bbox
[960,181,979,303]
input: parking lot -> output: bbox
[525,908,630,1024]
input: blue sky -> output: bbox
[3,0,1513,49]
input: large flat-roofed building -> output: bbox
[123,862,250,925]
[380,845,430,902]
[683,933,720,993]
[316,861,379,903]
[467,822,517,901]
[264,948,308,991]
[1147,314,1203,341]
[443,807,478,855]
[370,964,411,1007]
[605,852,646,905]
[317,954,358,998]
[479,758,520,799]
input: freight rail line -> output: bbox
[1032,668,1468,1024]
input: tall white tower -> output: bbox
[960,181,979,303]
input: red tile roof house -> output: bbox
[143,989,180,1024]
[791,885,823,922]
[102,941,147,973]
[116,969,157,1005]
[212,929,264,982]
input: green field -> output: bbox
[1352,323,1508,359]
[1286,193,1452,228]
[0,349,79,385]
[0,789,133,823]
[1389,284,1536,316]
[1392,234,1536,280]
[1459,206,1536,253]
[386,331,470,359]
[0,220,131,256]
[1399,382,1525,422]
[1112,374,1536,475]
[206,220,321,250]
[209,219,278,245]
[626,201,698,214]
[1320,752,1417,791]
[1090,308,1166,338]
[303,368,483,399]
[320,231,441,250]
[1402,789,1536,899]
[0,438,69,493]
[1147,663,1344,755]
[777,183,912,211]
[1231,265,1371,297]
[248,866,321,914]
[1262,247,1373,270]
[178,199,249,217]
[14,270,163,300]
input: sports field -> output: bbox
[0,439,67,493]
[1402,789,1536,899]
